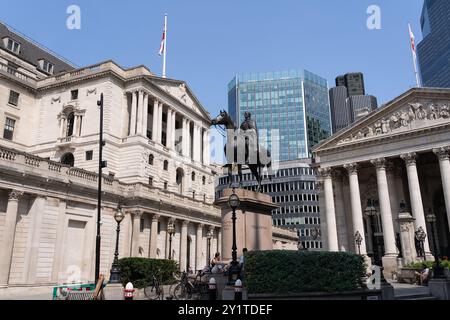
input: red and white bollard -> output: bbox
[209,277,217,301]
[124,282,134,300]
[234,279,243,301]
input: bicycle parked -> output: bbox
[172,270,209,300]
[144,273,164,300]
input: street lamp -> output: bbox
[354,231,363,255]
[206,229,213,267]
[167,219,175,260]
[365,199,380,265]
[109,206,125,284]
[426,210,445,279]
[415,227,427,262]
[228,190,240,284]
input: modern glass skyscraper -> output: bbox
[417,0,450,88]
[228,70,331,161]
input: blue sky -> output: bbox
[1,0,424,115]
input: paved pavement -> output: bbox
[0,286,54,300]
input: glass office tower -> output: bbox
[417,0,450,88]
[228,70,331,161]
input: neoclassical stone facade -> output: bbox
[313,88,450,275]
[0,27,222,287]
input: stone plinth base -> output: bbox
[222,285,248,300]
[429,278,450,300]
[103,283,124,300]
[215,189,278,261]
[382,254,399,279]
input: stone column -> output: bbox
[344,163,368,255]
[0,190,23,286]
[136,91,144,135]
[166,109,172,148]
[171,111,177,150]
[193,124,201,162]
[131,210,143,257]
[130,91,137,135]
[401,153,432,257]
[180,220,189,272]
[371,158,399,272]
[152,100,159,142]
[142,93,149,138]
[149,214,160,259]
[73,115,79,137]
[434,147,450,232]
[182,119,189,157]
[217,228,222,255]
[157,102,163,144]
[333,170,350,252]
[319,168,339,252]
[59,116,66,138]
[195,224,204,271]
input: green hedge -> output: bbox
[404,259,450,270]
[245,251,367,294]
[118,258,179,288]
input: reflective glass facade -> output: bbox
[418,0,450,88]
[228,70,331,161]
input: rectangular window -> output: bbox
[149,177,153,186]
[6,38,20,54]
[3,118,15,140]
[8,90,19,106]
[164,182,168,190]
[71,89,79,100]
[85,150,93,161]
[42,60,54,74]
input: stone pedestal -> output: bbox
[382,255,399,279]
[429,278,450,300]
[103,283,125,300]
[397,212,417,265]
[215,189,278,261]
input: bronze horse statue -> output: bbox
[211,110,273,192]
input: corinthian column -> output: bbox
[180,220,189,272]
[130,91,137,135]
[152,100,159,142]
[136,91,144,135]
[131,210,143,257]
[400,153,432,258]
[344,163,368,255]
[142,93,149,138]
[0,190,23,286]
[149,214,160,259]
[371,159,398,272]
[319,168,339,252]
[433,147,450,232]
[195,224,204,271]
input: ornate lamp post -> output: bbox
[206,229,213,267]
[354,231,363,255]
[415,227,427,262]
[167,219,175,260]
[426,210,445,279]
[228,190,240,284]
[365,199,379,265]
[109,206,125,284]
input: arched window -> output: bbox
[202,176,206,185]
[149,154,154,165]
[176,168,184,194]
[67,112,75,137]
[61,152,75,167]
[163,160,169,171]
[191,172,196,181]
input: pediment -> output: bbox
[314,89,450,152]
[153,80,209,119]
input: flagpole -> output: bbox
[163,13,167,78]
[408,23,421,87]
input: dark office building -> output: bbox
[329,73,377,133]
[417,0,450,88]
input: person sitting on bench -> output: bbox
[415,264,430,286]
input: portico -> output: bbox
[313,88,450,275]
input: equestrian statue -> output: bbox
[211,110,273,192]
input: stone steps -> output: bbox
[395,293,437,300]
